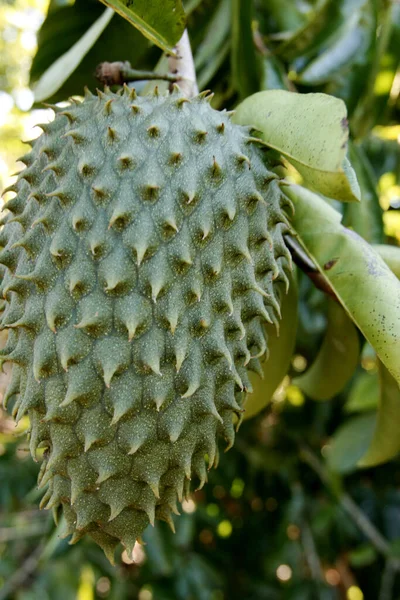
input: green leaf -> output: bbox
[143,526,173,577]
[184,0,205,14]
[231,0,262,99]
[194,0,230,72]
[285,184,400,385]
[40,516,69,562]
[233,90,360,202]
[30,0,104,84]
[350,0,392,136]
[345,370,379,414]
[30,0,155,104]
[197,41,230,91]
[296,0,378,117]
[194,0,231,91]
[260,0,308,33]
[293,299,360,401]
[33,7,114,102]
[276,0,334,61]
[260,54,291,91]
[344,142,384,244]
[374,244,400,279]
[97,0,186,53]
[326,413,377,474]
[243,270,298,420]
[296,10,367,86]
[235,90,346,171]
[358,361,400,467]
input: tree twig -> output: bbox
[95,61,179,86]
[284,234,339,302]
[96,29,199,100]
[167,29,199,98]
[300,444,398,561]
[379,559,398,600]
[301,519,324,583]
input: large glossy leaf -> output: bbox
[231,0,261,99]
[326,413,377,474]
[98,0,186,53]
[243,271,298,420]
[293,299,360,401]
[233,91,360,202]
[352,244,400,467]
[285,184,400,385]
[358,362,400,467]
[33,8,114,102]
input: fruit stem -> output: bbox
[96,61,179,86]
[167,30,199,98]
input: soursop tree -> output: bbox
[0,1,400,599]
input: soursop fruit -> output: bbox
[0,86,292,561]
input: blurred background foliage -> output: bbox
[1,0,400,599]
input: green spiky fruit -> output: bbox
[0,86,292,561]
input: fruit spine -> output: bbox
[0,86,292,561]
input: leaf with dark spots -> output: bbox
[323,258,339,271]
[285,184,400,385]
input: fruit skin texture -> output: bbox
[0,86,292,561]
